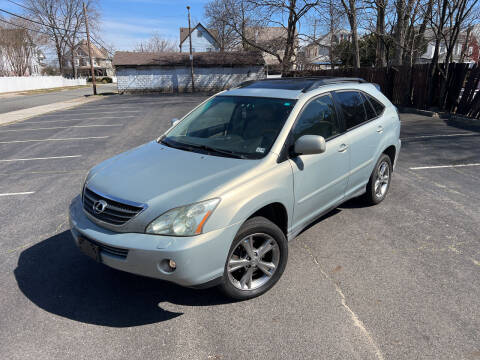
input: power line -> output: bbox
[5,0,32,12]
[0,7,87,34]
[0,16,113,58]
[0,17,51,36]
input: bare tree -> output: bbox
[135,33,176,52]
[426,0,480,103]
[340,0,360,68]
[23,0,99,75]
[0,17,45,76]
[204,0,240,50]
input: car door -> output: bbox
[289,93,350,232]
[332,90,382,198]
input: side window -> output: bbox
[361,93,377,120]
[293,95,340,141]
[366,94,385,115]
[334,91,367,129]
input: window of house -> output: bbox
[197,30,202,37]
[333,91,368,130]
[293,95,340,141]
[206,47,212,52]
[468,46,473,55]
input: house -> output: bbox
[304,29,351,68]
[0,28,45,76]
[113,51,265,93]
[179,23,219,53]
[243,27,298,72]
[417,29,480,64]
[67,39,114,77]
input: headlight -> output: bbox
[145,198,220,236]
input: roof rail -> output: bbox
[300,77,367,92]
[235,77,368,92]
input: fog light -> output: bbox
[169,259,177,269]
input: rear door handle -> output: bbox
[376,125,384,133]
[338,144,349,152]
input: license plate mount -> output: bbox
[78,237,101,262]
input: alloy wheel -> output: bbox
[374,161,390,198]
[227,233,280,291]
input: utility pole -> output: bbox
[83,2,97,95]
[187,6,195,92]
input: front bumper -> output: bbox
[69,196,240,287]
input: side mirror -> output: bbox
[294,135,326,155]
[171,118,180,127]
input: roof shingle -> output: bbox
[113,51,265,67]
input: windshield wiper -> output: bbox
[187,144,247,159]
[161,139,246,159]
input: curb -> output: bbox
[398,107,440,118]
[0,96,103,127]
[447,114,480,130]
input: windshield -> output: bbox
[162,96,296,159]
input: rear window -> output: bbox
[366,94,385,115]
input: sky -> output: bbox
[99,0,209,50]
[0,0,210,51]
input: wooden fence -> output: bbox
[284,63,480,119]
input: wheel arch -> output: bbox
[245,202,289,236]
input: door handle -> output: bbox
[376,125,384,133]
[338,144,349,152]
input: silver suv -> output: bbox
[69,78,401,299]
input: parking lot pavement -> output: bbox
[0,96,478,360]
[0,84,117,114]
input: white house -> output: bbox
[0,28,45,76]
[304,29,351,68]
[179,23,219,53]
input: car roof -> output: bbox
[222,77,369,99]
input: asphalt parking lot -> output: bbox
[0,95,479,360]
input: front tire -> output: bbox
[364,154,392,205]
[220,217,288,300]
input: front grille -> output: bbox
[83,187,144,225]
[87,236,129,259]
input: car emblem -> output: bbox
[93,199,108,214]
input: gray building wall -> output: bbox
[116,66,265,93]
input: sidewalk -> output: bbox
[0,96,103,127]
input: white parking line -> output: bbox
[410,163,480,170]
[22,116,135,124]
[45,110,139,116]
[0,155,81,162]
[0,124,122,132]
[402,133,477,140]
[0,136,108,144]
[0,191,35,197]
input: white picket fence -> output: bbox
[0,76,86,94]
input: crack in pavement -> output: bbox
[300,240,385,360]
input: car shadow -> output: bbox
[14,231,232,328]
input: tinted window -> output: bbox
[362,93,377,120]
[293,95,340,140]
[366,94,385,115]
[164,96,296,159]
[334,91,368,129]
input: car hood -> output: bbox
[86,141,260,211]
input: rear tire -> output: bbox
[363,154,392,205]
[219,216,288,300]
